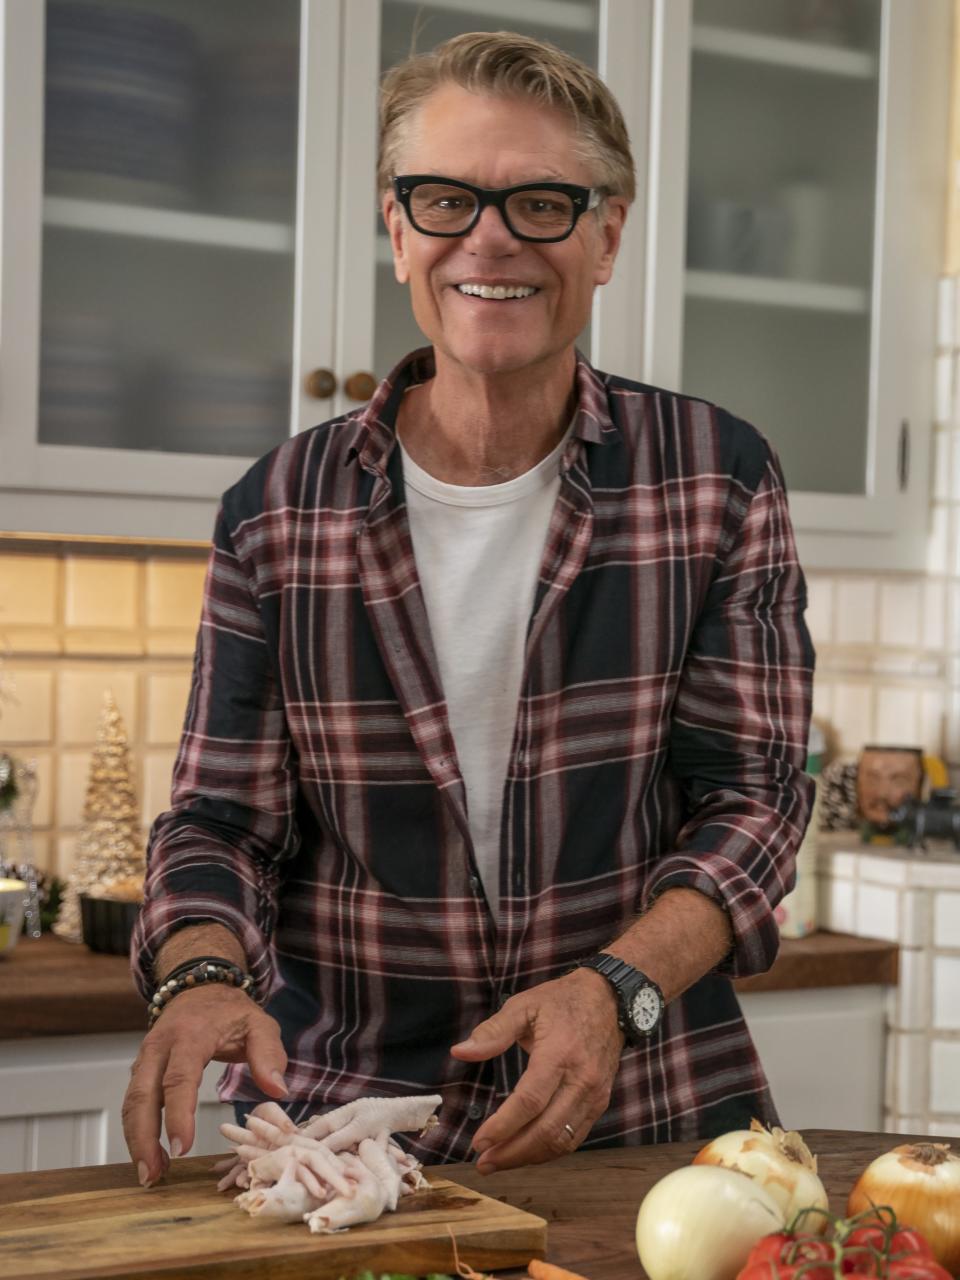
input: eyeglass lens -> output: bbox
[408,183,576,238]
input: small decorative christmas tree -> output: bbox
[54,689,144,943]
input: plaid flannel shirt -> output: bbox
[132,347,815,1162]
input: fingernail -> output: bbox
[473,1138,491,1153]
[270,1069,289,1095]
[477,1159,497,1175]
[452,1037,475,1050]
[137,1161,150,1187]
[170,1138,182,1159]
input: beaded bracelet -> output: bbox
[147,956,255,1027]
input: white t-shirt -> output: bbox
[399,432,568,911]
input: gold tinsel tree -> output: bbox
[54,689,144,942]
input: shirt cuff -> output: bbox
[130,896,276,1004]
[641,854,780,979]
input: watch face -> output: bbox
[630,986,661,1033]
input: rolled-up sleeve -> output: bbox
[642,452,815,978]
[130,503,300,1000]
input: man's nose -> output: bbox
[462,202,522,253]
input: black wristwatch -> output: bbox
[578,953,665,1045]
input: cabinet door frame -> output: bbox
[643,0,950,571]
[337,0,656,396]
[0,0,341,538]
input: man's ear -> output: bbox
[592,198,629,287]
[381,192,410,285]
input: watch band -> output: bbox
[578,952,664,1042]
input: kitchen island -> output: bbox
[0,1129,944,1279]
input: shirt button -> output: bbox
[469,875,481,894]
[467,1104,484,1121]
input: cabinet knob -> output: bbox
[305,368,337,399]
[344,371,377,402]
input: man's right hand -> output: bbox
[121,984,288,1187]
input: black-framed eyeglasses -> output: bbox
[392,175,604,243]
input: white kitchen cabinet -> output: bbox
[740,984,887,1131]
[0,0,950,568]
[645,0,951,570]
[0,1032,231,1174]
[0,0,648,540]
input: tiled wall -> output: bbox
[0,543,207,879]
[819,840,960,1137]
[803,571,947,761]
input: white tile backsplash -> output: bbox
[932,955,960,1028]
[835,580,878,646]
[935,352,953,423]
[934,891,960,947]
[858,853,909,887]
[920,689,946,755]
[879,583,923,647]
[930,1040,960,1112]
[892,948,928,1031]
[937,277,955,348]
[875,687,920,746]
[833,684,875,752]
[821,876,856,934]
[934,430,950,500]
[928,504,949,576]
[804,575,834,646]
[901,889,932,947]
[923,580,947,651]
[857,881,901,942]
[908,858,960,890]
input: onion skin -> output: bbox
[847,1143,960,1277]
[693,1120,830,1233]
[636,1164,786,1280]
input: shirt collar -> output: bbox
[346,346,620,475]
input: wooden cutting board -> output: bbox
[0,1155,546,1279]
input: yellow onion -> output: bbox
[693,1118,830,1232]
[847,1142,960,1275]
[636,1163,786,1280]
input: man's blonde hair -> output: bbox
[378,31,635,203]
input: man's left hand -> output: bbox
[449,967,624,1173]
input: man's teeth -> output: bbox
[456,283,538,299]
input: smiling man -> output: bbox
[123,32,815,1187]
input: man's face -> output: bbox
[381,84,627,377]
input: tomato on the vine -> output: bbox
[746,1232,835,1265]
[737,1262,834,1280]
[842,1219,935,1267]
[884,1259,954,1279]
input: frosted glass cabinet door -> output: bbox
[0,0,341,536]
[373,0,602,379]
[334,0,652,421]
[683,0,883,499]
[646,0,950,569]
[38,0,299,460]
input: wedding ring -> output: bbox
[563,1122,576,1139]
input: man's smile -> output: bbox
[452,281,541,301]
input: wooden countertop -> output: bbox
[2,930,899,1040]
[0,1128,944,1279]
